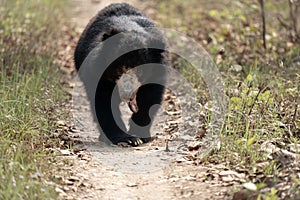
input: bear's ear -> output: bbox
[102,29,119,41]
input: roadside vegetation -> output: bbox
[152,0,299,199]
[0,0,70,199]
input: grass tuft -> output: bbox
[0,0,70,199]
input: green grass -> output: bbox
[153,0,299,198]
[0,0,69,199]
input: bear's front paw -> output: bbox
[114,136,152,147]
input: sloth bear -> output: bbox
[74,3,168,146]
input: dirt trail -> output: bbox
[59,1,232,199]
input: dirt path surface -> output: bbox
[57,1,234,199]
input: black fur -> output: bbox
[74,3,167,146]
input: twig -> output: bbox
[248,86,268,116]
[259,0,267,50]
[277,14,291,29]
[292,95,298,127]
[289,0,299,41]
[165,139,170,152]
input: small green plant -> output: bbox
[258,188,279,200]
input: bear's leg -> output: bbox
[95,78,144,146]
[129,84,165,143]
